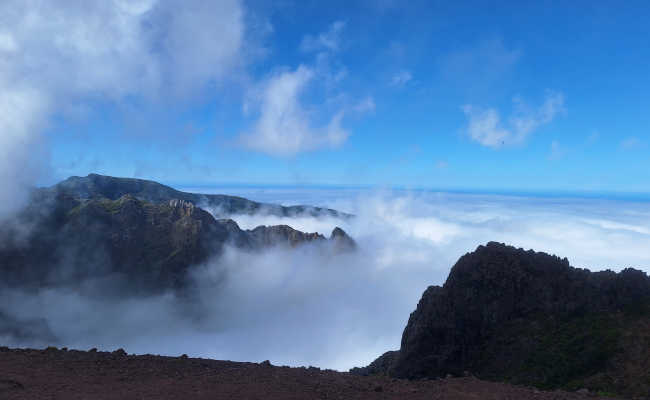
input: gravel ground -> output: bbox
[0,347,617,400]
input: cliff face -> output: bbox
[1,195,227,291]
[354,242,650,397]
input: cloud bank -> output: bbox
[2,189,649,372]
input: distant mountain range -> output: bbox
[43,173,352,219]
[0,174,354,294]
[352,242,650,398]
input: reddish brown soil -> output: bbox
[0,347,616,400]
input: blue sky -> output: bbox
[2,1,649,193]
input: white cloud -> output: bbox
[0,87,50,219]
[461,106,510,148]
[240,19,366,157]
[462,91,566,148]
[239,66,349,156]
[300,21,345,53]
[0,0,247,218]
[390,70,412,87]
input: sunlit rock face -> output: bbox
[354,242,650,397]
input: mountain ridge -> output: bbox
[41,173,352,219]
[0,175,356,295]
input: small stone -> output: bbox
[260,360,272,367]
[180,354,188,359]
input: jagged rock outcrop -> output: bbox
[248,225,326,247]
[244,225,356,249]
[353,242,650,398]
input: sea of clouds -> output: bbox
[3,187,650,371]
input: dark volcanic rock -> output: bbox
[350,350,399,376]
[355,242,650,398]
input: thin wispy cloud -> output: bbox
[462,91,566,148]
[620,137,643,150]
[548,140,566,160]
[435,160,449,169]
[353,96,376,114]
[587,132,600,145]
[300,21,346,53]
[390,70,412,87]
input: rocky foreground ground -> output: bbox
[0,347,616,400]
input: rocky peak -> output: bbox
[330,227,347,239]
[329,227,356,250]
[354,242,650,397]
